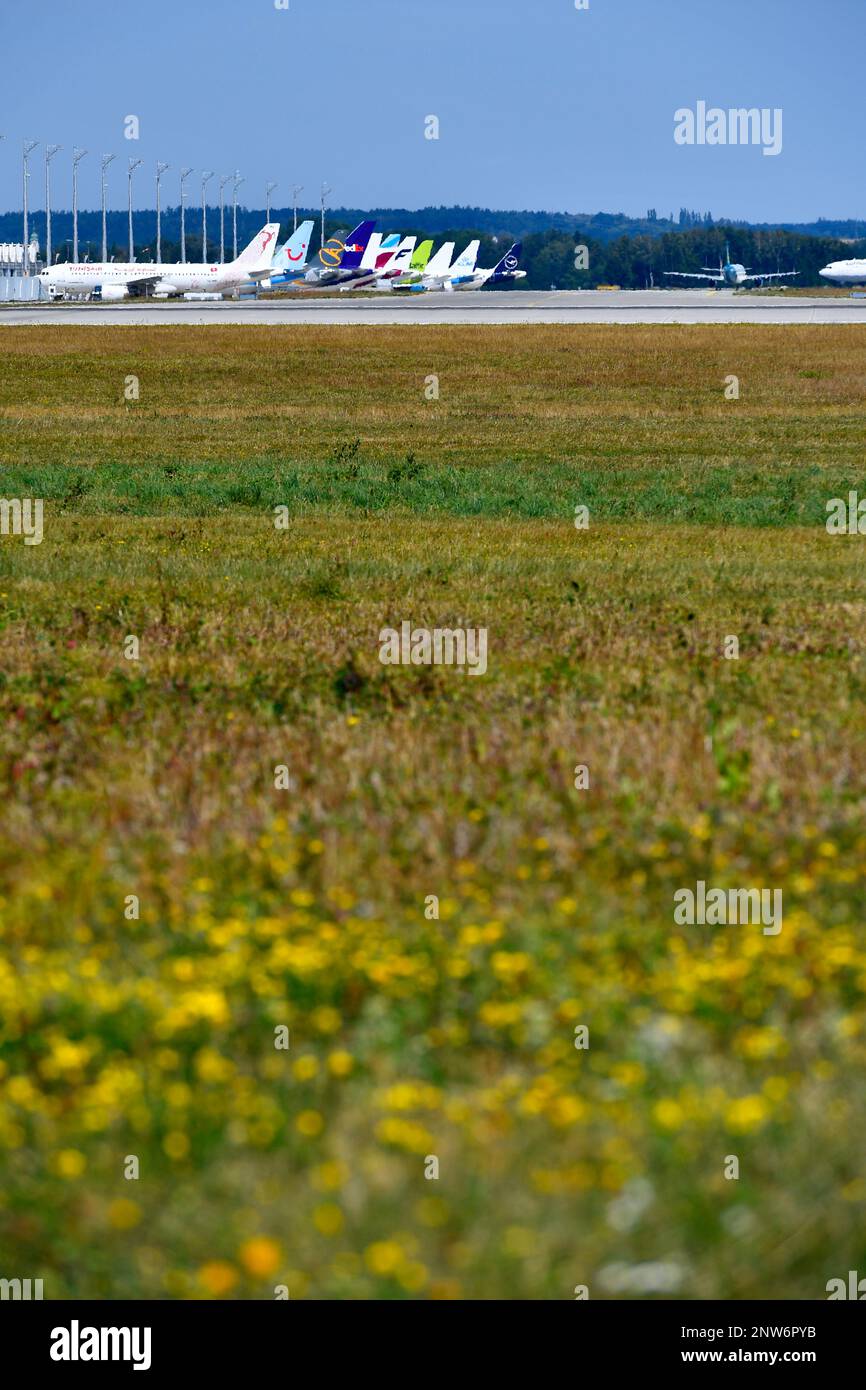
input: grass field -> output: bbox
[1,326,866,1299]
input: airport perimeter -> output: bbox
[3,289,866,326]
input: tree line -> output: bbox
[1,207,859,287]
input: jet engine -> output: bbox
[97,284,129,301]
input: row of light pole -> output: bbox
[104,159,247,264]
[2,137,327,274]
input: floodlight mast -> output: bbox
[266,180,277,223]
[100,152,116,262]
[201,171,214,261]
[23,139,39,277]
[180,167,194,262]
[45,144,61,269]
[232,171,244,260]
[127,157,142,261]
[72,147,87,263]
[218,174,230,263]
[320,182,332,255]
[292,184,304,233]
[155,161,170,263]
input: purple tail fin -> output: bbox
[338,220,376,270]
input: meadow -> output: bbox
[1,325,866,1299]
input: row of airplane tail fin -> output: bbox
[38,218,525,301]
[257,218,525,293]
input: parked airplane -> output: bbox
[451,241,526,290]
[393,240,481,293]
[340,235,420,290]
[336,234,411,290]
[819,258,866,286]
[40,225,281,300]
[373,236,421,287]
[664,243,798,288]
[396,240,524,293]
[351,231,400,283]
[261,220,316,288]
[372,239,433,289]
[303,219,377,287]
[391,240,456,291]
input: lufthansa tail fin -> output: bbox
[491,241,523,275]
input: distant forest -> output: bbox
[1,205,862,288]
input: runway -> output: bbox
[1,289,864,326]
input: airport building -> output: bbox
[0,236,41,276]
[0,235,47,300]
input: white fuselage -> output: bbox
[41,260,247,298]
[724,263,749,286]
[451,268,527,292]
[820,259,866,286]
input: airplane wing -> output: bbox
[663,270,724,284]
[744,271,799,283]
[117,273,166,297]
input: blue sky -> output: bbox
[1,0,862,220]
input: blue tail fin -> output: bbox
[492,242,522,275]
[337,220,376,270]
[272,220,315,273]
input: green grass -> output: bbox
[1,327,866,1300]
[2,324,866,525]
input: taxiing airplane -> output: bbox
[40,225,281,300]
[664,243,798,288]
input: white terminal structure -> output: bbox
[0,237,40,275]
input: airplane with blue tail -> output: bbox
[396,240,525,292]
[664,242,798,288]
[304,220,378,287]
[451,241,526,291]
[255,220,316,289]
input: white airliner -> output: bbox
[819,258,866,286]
[394,240,526,293]
[338,235,419,290]
[40,224,281,300]
[391,241,456,291]
[451,241,526,291]
[664,242,798,289]
[390,240,480,293]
